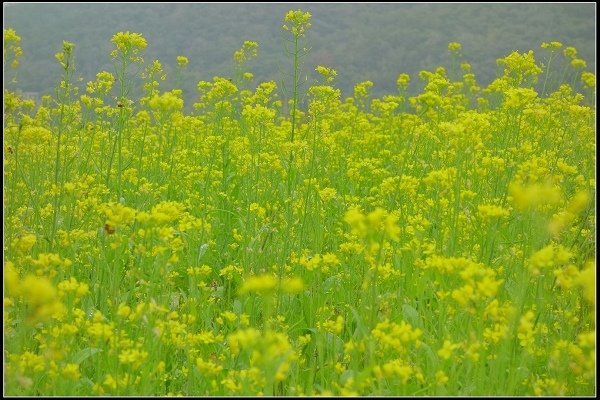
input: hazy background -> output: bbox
[4,3,596,106]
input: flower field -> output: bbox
[3,10,596,396]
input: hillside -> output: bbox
[4,3,596,104]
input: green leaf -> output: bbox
[72,347,103,365]
[402,303,424,329]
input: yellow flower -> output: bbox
[283,9,312,37]
[62,363,81,380]
[117,303,132,318]
[176,55,189,67]
[575,261,595,305]
[111,31,147,54]
[564,46,577,58]
[19,275,65,322]
[196,357,223,376]
[571,58,587,69]
[509,181,562,211]
[281,277,304,294]
[435,370,449,385]
[581,72,596,88]
[437,339,460,360]
[238,274,278,295]
[4,28,23,68]
[448,42,462,52]
[317,315,344,335]
[319,187,337,202]
[518,310,536,352]
[477,204,510,219]
[541,41,562,49]
[12,233,36,254]
[149,90,184,112]
[527,244,572,276]
[396,73,410,90]
[315,66,337,83]
[118,348,149,369]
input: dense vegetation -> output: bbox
[3,7,596,397]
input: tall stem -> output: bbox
[287,36,300,196]
[50,49,73,250]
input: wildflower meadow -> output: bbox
[3,9,596,396]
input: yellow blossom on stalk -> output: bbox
[464,341,482,362]
[344,207,367,237]
[368,208,401,242]
[61,363,81,380]
[509,181,562,211]
[149,90,184,112]
[18,275,66,322]
[371,319,422,352]
[118,348,149,368]
[282,9,311,37]
[438,339,460,360]
[570,58,586,68]
[581,72,596,88]
[518,310,537,352]
[196,357,223,375]
[435,370,449,385]
[317,315,344,335]
[57,277,90,301]
[563,46,577,58]
[234,41,258,65]
[102,202,136,230]
[477,204,510,219]
[12,351,46,373]
[354,80,373,100]
[110,31,147,61]
[176,55,188,67]
[322,253,340,268]
[496,50,543,85]
[374,359,413,384]
[87,71,115,95]
[221,310,238,323]
[541,41,563,50]
[4,28,23,68]
[219,265,243,280]
[87,318,115,341]
[315,66,337,83]
[396,73,410,91]
[344,207,400,242]
[319,187,337,202]
[448,42,462,52]
[503,87,538,109]
[117,303,132,318]
[11,233,36,254]
[574,261,595,305]
[531,377,566,396]
[298,334,312,346]
[553,263,579,289]
[548,191,591,236]
[187,265,212,276]
[281,277,304,294]
[228,328,261,356]
[239,274,277,294]
[527,244,572,276]
[21,126,53,143]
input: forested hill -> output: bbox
[4,3,596,103]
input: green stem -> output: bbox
[287,35,300,196]
[50,65,71,250]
